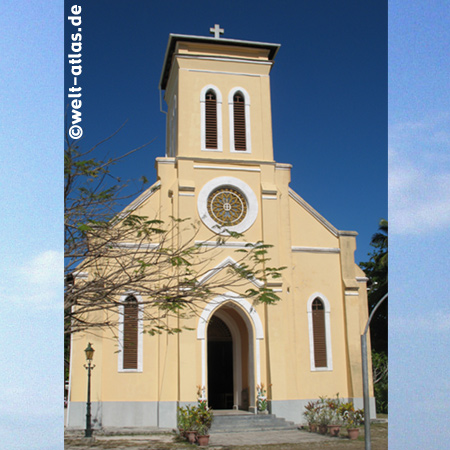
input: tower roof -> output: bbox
[159,33,281,90]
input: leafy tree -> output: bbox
[372,350,388,414]
[359,218,388,413]
[64,131,285,337]
[359,218,388,353]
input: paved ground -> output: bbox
[65,428,336,449]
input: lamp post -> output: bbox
[361,292,388,450]
[84,342,95,438]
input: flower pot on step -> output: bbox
[327,424,341,437]
[348,428,360,440]
[186,431,197,443]
[197,435,210,446]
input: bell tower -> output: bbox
[159,27,280,162]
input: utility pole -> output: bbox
[361,292,388,450]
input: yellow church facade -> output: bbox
[67,31,374,429]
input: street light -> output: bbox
[84,342,95,438]
[361,292,388,450]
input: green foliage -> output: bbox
[372,350,388,414]
[359,219,388,354]
[303,395,364,428]
[359,219,388,414]
[256,384,269,412]
[177,402,213,435]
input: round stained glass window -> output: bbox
[207,187,247,226]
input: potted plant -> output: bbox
[303,401,319,432]
[177,406,189,438]
[178,405,199,443]
[196,423,210,446]
[316,399,330,434]
[326,408,343,437]
[195,399,213,445]
[343,407,364,439]
[256,384,269,414]
[325,394,343,437]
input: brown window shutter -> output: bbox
[233,93,246,151]
[205,91,217,149]
[123,296,138,369]
[312,299,327,367]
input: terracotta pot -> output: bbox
[186,431,197,443]
[318,424,328,434]
[348,428,360,440]
[309,423,317,433]
[197,435,210,446]
[327,424,341,437]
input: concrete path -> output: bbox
[65,428,335,449]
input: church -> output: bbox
[67,27,375,430]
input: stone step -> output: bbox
[211,418,295,428]
[209,413,296,433]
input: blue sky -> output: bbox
[63,0,387,265]
[0,1,62,449]
[389,1,450,449]
[1,0,447,449]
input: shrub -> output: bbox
[177,402,214,436]
[303,395,364,429]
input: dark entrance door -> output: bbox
[207,316,233,409]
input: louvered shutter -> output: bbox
[312,299,327,367]
[205,91,217,149]
[233,93,246,151]
[123,296,138,369]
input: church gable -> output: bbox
[117,180,162,221]
[288,188,340,249]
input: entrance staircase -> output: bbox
[209,410,297,433]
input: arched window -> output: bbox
[312,299,327,368]
[123,296,138,369]
[205,90,218,149]
[200,85,222,151]
[119,293,143,372]
[233,93,246,151]
[307,293,333,371]
[229,87,251,153]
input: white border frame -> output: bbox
[197,176,258,235]
[200,85,223,152]
[307,292,333,371]
[229,87,251,154]
[118,292,144,372]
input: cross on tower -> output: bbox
[209,24,224,39]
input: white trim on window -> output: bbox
[228,87,251,154]
[307,292,333,371]
[200,85,223,152]
[118,292,144,373]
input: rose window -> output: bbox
[207,187,247,226]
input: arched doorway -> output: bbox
[206,302,256,411]
[198,292,264,412]
[207,316,233,409]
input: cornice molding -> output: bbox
[288,189,339,237]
